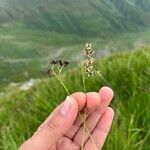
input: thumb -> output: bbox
[20,96,78,150]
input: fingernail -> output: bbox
[60,96,73,116]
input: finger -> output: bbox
[97,87,114,115]
[37,92,86,132]
[86,92,101,114]
[84,107,114,150]
[71,92,86,111]
[66,92,100,139]
[73,92,101,145]
[64,92,86,138]
[73,87,113,146]
[19,96,78,150]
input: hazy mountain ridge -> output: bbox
[0,0,150,36]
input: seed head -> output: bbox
[63,61,70,66]
[84,43,95,58]
[50,59,70,67]
[50,60,58,65]
[83,43,101,77]
[48,59,70,77]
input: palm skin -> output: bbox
[20,87,114,150]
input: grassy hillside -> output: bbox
[0,0,150,88]
[1,26,150,88]
[0,1,150,149]
[0,47,150,150]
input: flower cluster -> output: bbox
[48,59,70,76]
[50,60,70,67]
[84,43,101,77]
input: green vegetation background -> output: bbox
[1,0,150,87]
[0,48,150,149]
[0,0,150,149]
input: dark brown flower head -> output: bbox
[58,60,63,66]
[50,60,58,65]
[50,60,70,67]
[63,61,70,66]
[48,59,70,77]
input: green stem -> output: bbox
[53,67,97,149]
[58,67,64,75]
[81,65,86,150]
[81,65,97,150]
[52,69,70,95]
[81,65,86,93]
[99,74,111,87]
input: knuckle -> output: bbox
[57,138,80,150]
[47,118,64,136]
[47,119,58,129]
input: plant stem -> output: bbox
[52,69,70,95]
[79,113,98,150]
[53,68,97,149]
[81,66,86,93]
[81,109,87,150]
[81,65,98,150]
[81,65,86,150]
[99,74,111,87]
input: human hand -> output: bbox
[20,87,114,150]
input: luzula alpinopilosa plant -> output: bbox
[46,44,102,150]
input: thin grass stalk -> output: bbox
[81,65,86,150]
[53,69,97,149]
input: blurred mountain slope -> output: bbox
[0,0,150,36]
